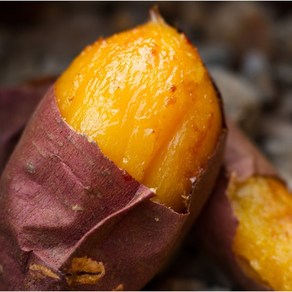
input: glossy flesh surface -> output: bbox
[230,176,292,290]
[56,18,222,211]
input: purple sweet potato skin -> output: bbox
[195,119,276,290]
[0,79,53,174]
[0,86,226,290]
[224,120,276,181]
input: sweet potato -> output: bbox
[195,119,292,290]
[0,13,226,290]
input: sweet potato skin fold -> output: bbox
[0,87,226,290]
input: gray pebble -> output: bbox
[209,66,263,136]
[199,43,234,68]
[274,15,292,62]
[277,91,292,119]
[260,117,292,189]
[274,63,292,86]
[241,49,275,103]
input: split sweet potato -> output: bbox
[195,119,292,290]
[0,12,226,290]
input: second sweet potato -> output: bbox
[195,120,292,290]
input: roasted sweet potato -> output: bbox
[0,12,226,290]
[195,119,292,290]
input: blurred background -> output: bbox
[0,2,291,290]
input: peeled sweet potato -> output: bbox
[195,119,292,290]
[0,13,226,290]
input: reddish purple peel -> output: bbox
[0,86,226,290]
[195,120,276,290]
[0,78,54,174]
[224,120,276,181]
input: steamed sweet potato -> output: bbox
[0,13,226,290]
[195,119,292,290]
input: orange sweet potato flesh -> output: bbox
[55,13,222,212]
[230,176,292,290]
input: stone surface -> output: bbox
[199,43,234,68]
[277,91,292,119]
[274,14,292,62]
[241,49,275,103]
[209,67,263,136]
[205,2,273,55]
[259,116,292,190]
